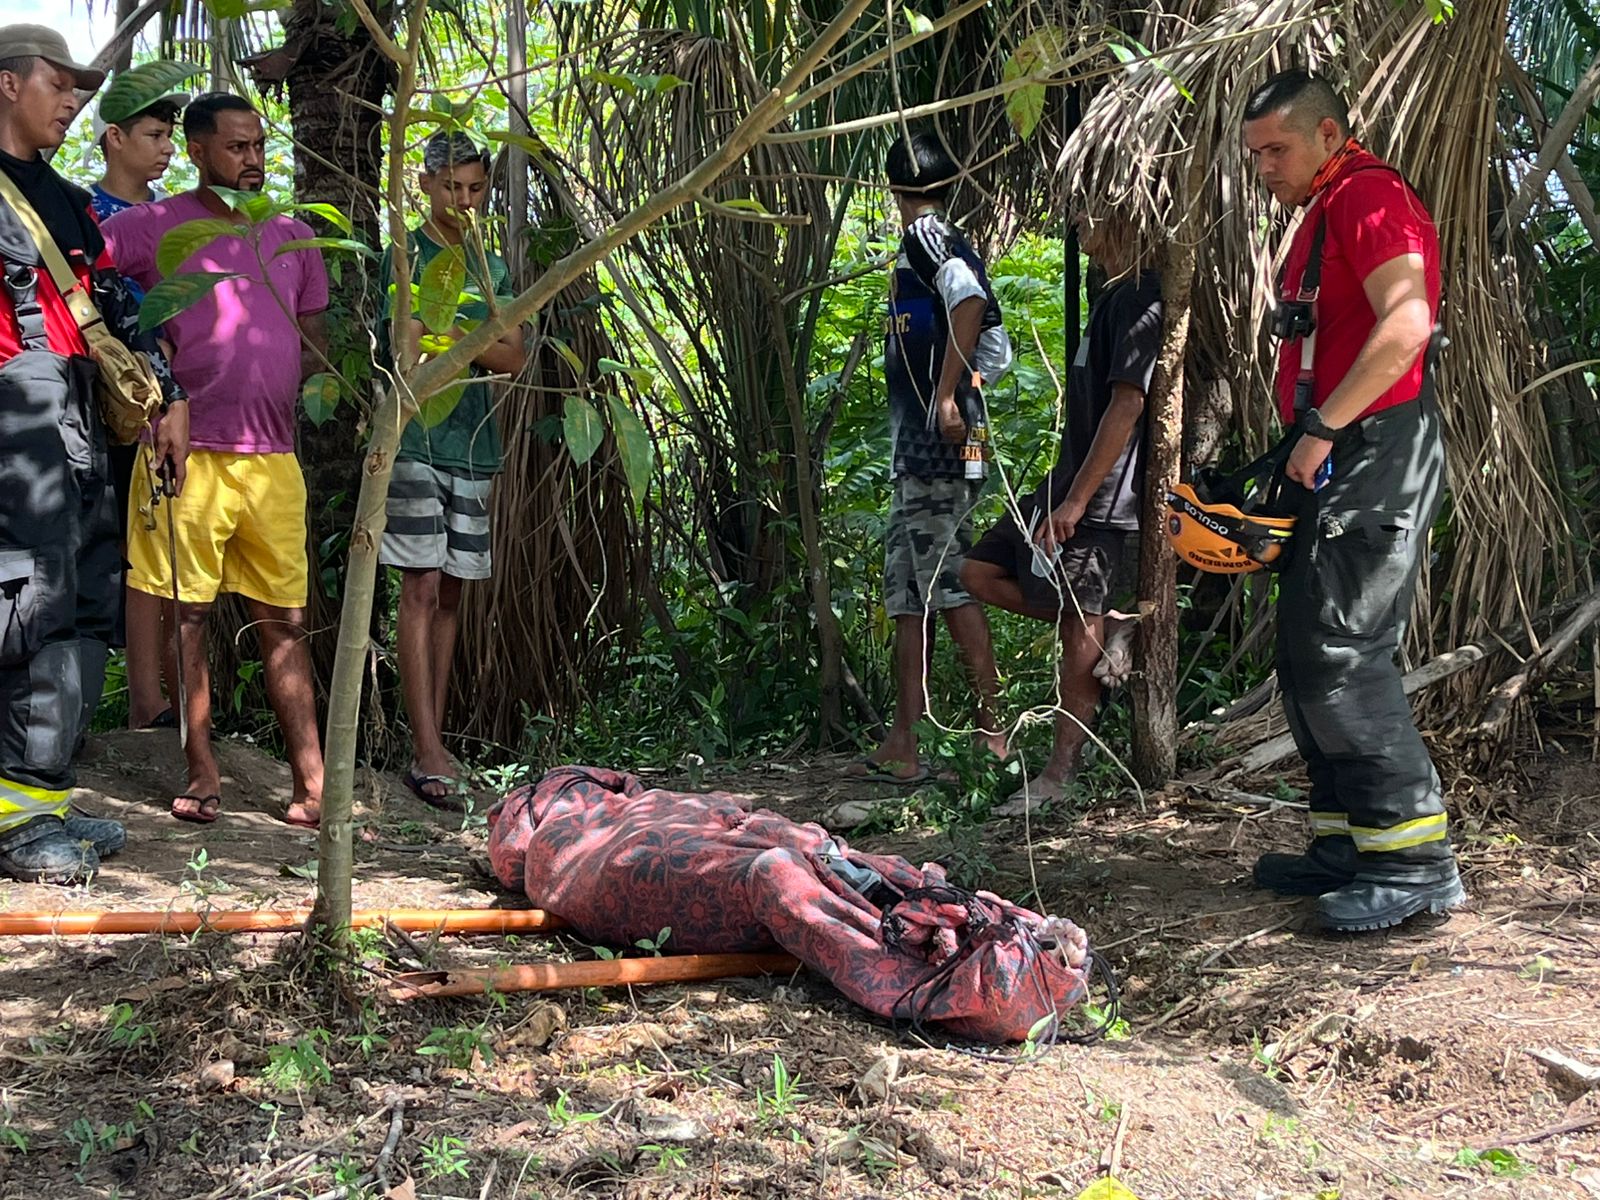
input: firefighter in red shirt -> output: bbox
[0,25,189,884]
[1241,69,1463,932]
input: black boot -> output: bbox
[1252,838,1358,895]
[63,813,125,858]
[1317,865,1466,932]
[0,815,102,885]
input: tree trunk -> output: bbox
[282,0,392,700]
[769,292,846,744]
[112,0,138,74]
[1132,153,1207,787]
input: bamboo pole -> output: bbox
[0,908,562,938]
[312,0,879,944]
[391,952,800,1000]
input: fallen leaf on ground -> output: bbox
[488,1120,540,1147]
[560,1021,675,1058]
[116,976,187,1002]
[504,1001,565,1050]
[856,1052,900,1103]
[385,1177,416,1200]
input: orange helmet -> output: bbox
[1165,441,1298,574]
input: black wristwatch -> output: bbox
[1299,406,1342,441]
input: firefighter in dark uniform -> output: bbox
[0,25,189,884]
[1241,69,1464,931]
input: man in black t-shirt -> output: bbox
[850,132,1014,784]
[963,214,1162,815]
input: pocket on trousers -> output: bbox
[0,548,40,668]
[1311,517,1414,638]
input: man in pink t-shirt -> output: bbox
[103,93,329,830]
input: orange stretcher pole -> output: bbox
[0,908,563,937]
[391,951,801,999]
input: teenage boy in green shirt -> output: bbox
[379,131,526,805]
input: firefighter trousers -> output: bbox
[0,347,120,835]
[1275,396,1454,884]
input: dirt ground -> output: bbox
[1,728,1597,1200]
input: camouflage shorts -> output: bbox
[883,476,981,617]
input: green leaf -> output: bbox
[301,373,341,427]
[418,246,466,335]
[597,356,655,388]
[607,395,653,504]
[1005,79,1046,139]
[155,218,243,277]
[545,336,587,377]
[717,196,772,215]
[589,68,638,94]
[97,60,204,124]
[415,378,469,429]
[485,129,553,164]
[272,237,375,258]
[209,186,276,224]
[403,107,451,128]
[1002,27,1068,140]
[635,73,688,95]
[562,396,604,465]
[291,203,353,235]
[138,272,240,331]
[202,0,289,16]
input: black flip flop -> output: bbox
[171,793,220,824]
[405,769,466,811]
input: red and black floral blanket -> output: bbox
[486,766,1098,1044]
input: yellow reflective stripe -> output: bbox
[0,774,71,829]
[1309,810,1349,834]
[1348,813,1448,853]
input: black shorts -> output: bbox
[967,498,1138,617]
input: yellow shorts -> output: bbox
[127,447,309,610]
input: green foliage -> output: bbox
[263,1033,333,1093]
[634,926,672,955]
[1452,1147,1532,1178]
[1002,27,1068,138]
[755,1054,806,1123]
[641,1142,688,1172]
[302,373,342,427]
[546,1089,602,1128]
[103,1003,155,1051]
[418,1024,495,1069]
[138,272,240,331]
[65,1117,135,1170]
[563,395,606,464]
[419,247,468,334]
[98,61,205,125]
[419,1134,471,1179]
[155,219,242,277]
[608,395,654,504]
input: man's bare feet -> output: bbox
[843,741,924,782]
[1093,613,1139,688]
[992,771,1073,817]
[172,771,223,822]
[285,795,321,828]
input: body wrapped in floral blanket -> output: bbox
[487,765,1111,1045]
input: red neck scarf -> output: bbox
[1307,137,1364,202]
